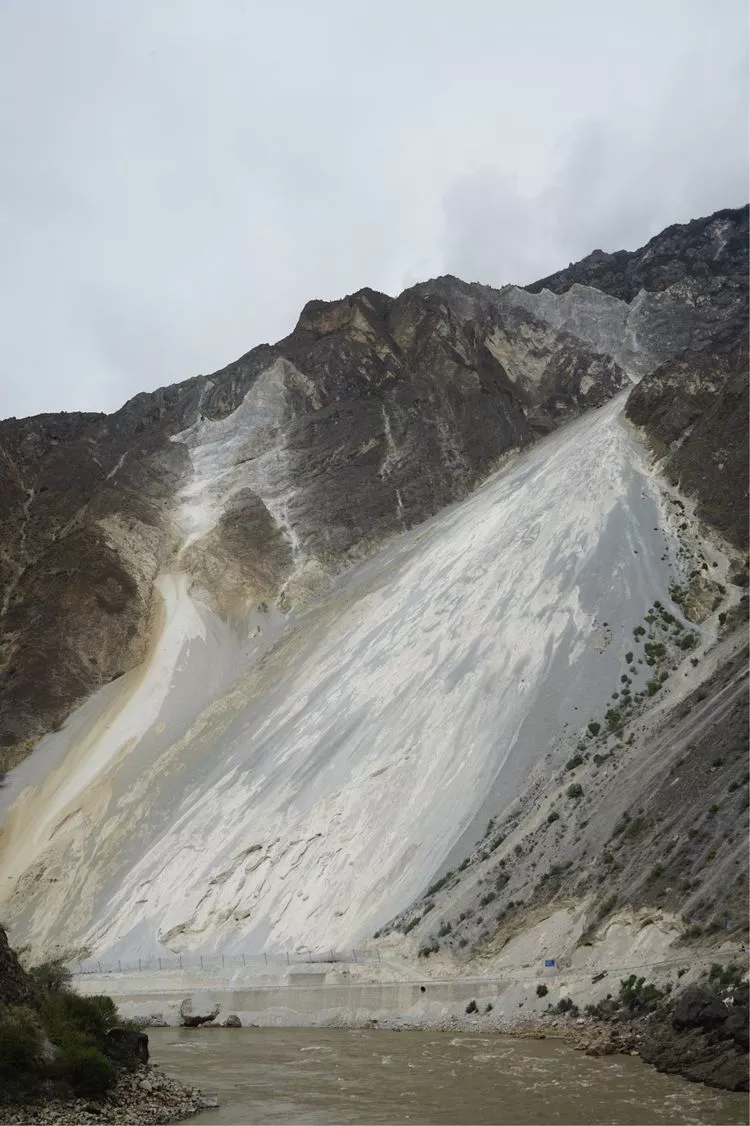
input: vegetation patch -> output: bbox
[0,955,141,1104]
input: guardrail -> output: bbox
[69,948,383,975]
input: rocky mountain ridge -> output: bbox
[1,205,746,766]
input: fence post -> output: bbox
[222,954,225,969]
[97,960,102,973]
[138,959,142,972]
[377,949,381,963]
[286,951,290,966]
[158,957,162,971]
[352,950,357,963]
[179,955,182,969]
[78,961,83,974]
[200,955,203,970]
[118,960,122,973]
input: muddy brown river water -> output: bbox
[149,1027,749,1125]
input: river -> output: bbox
[149,1028,749,1125]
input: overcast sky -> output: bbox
[1,0,747,418]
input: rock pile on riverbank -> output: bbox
[0,1064,216,1125]
[540,983,749,1092]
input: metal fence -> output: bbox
[70,948,383,976]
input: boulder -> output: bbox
[672,987,729,1033]
[106,1027,150,1063]
[721,1008,749,1051]
[179,997,221,1027]
[223,1014,242,1028]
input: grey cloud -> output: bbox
[0,0,747,417]
[444,39,749,286]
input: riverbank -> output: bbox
[0,1064,216,1126]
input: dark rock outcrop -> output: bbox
[672,986,730,1032]
[0,926,39,1008]
[626,337,749,550]
[107,1027,150,1063]
[526,205,748,305]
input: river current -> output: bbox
[149,1027,749,1125]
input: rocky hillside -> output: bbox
[0,204,746,969]
[626,338,749,551]
[1,205,746,769]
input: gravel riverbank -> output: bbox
[0,1065,217,1126]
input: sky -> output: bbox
[0,0,747,418]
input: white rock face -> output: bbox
[0,395,677,962]
[503,284,655,380]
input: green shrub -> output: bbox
[566,783,583,799]
[625,651,633,663]
[618,974,663,1015]
[43,992,117,1044]
[479,892,496,907]
[0,1005,42,1092]
[547,811,560,824]
[565,754,583,771]
[438,921,452,937]
[536,984,548,998]
[58,1044,116,1098]
[418,940,439,958]
[587,722,601,736]
[707,963,745,989]
[28,959,72,994]
[465,1000,478,1014]
[426,872,454,897]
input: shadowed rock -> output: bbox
[672,987,729,1032]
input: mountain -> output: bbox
[0,205,746,967]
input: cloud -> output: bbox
[443,22,749,285]
[0,0,747,417]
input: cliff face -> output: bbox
[626,339,749,550]
[0,205,746,772]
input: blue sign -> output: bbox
[544,959,556,968]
